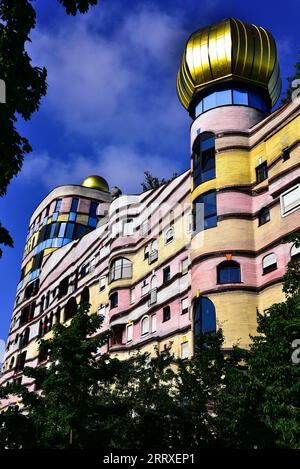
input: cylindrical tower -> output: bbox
[177,18,282,350]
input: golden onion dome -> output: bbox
[81,175,109,192]
[177,18,281,113]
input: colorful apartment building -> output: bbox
[1,18,300,401]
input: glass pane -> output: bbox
[69,212,76,222]
[216,89,232,106]
[233,89,248,105]
[201,297,216,334]
[195,100,203,116]
[58,223,66,238]
[71,198,79,212]
[202,150,216,182]
[65,223,74,239]
[249,91,267,112]
[203,191,217,217]
[203,92,217,111]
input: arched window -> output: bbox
[20,327,30,348]
[165,227,174,244]
[64,297,77,322]
[291,243,300,261]
[217,260,241,284]
[194,297,216,341]
[262,253,277,274]
[9,356,15,369]
[141,316,149,336]
[192,132,215,189]
[109,258,132,282]
[80,286,90,305]
[144,245,149,260]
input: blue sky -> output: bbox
[0,0,299,344]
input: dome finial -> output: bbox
[81,175,109,192]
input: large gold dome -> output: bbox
[81,175,109,192]
[177,18,281,112]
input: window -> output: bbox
[262,253,277,274]
[151,314,156,333]
[32,252,44,271]
[90,257,96,271]
[258,207,270,226]
[99,276,106,292]
[54,199,62,212]
[233,89,248,105]
[217,260,241,284]
[80,286,90,305]
[89,202,99,218]
[141,316,149,335]
[144,245,149,260]
[255,161,268,183]
[194,297,216,339]
[163,266,171,283]
[109,258,132,282]
[126,323,133,342]
[181,297,189,315]
[280,184,300,217]
[71,198,79,212]
[193,132,215,188]
[64,297,77,321]
[149,240,158,264]
[140,220,149,237]
[291,243,300,260]
[123,218,134,236]
[58,277,69,298]
[181,341,189,360]
[181,258,189,275]
[58,222,66,238]
[65,222,75,239]
[149,275,157,305]
[16,351,27,372]
[141,281,149,296]
[282,148,290,161]
[193,190,217,232]
[110,292,118,309]
[163,306,171,322]
[130,287,136,304]
[165,227,174,244]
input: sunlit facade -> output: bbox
[1,18,300,407]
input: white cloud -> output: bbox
[20,145,175,194]
[29,5,189,143]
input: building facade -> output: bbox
[1,18,300,404]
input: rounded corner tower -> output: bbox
[177,17,281,121]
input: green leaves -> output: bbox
[57,0,98,16]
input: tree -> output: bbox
[141,171,178,192]
[0,0,101,258]
[282,50,300,103]
[216,233,300,448]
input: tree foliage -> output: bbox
[141,171,178,192]
[282,50,300,103]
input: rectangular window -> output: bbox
[255,161,268,183]
[55,199,62,212]
[181,297,189,315]
[89,202,99,218]
[280,184,300,217]
[110,292,118,309]
[181,258,189,275]
[130,287,136,304]
[123,218,134,236]
[216,89,232,106]
[65,222,75,239]
[98,304,106,316]
[181,341,189,360]
[71,198,79,213]
[127,323,133,342]
[193,191,217,232]
[282,148,290,161]
[163,306,171,322]
[151,314,156,333]
[203,93,217,111]
[141,282,149,296]
[163,266,171,284]
[233,89,248,105]
[58,222,66,238]
[99,276,106,292]
[140,220,149,237]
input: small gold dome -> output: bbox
[81,175,109,192]
[177,18,281,112]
